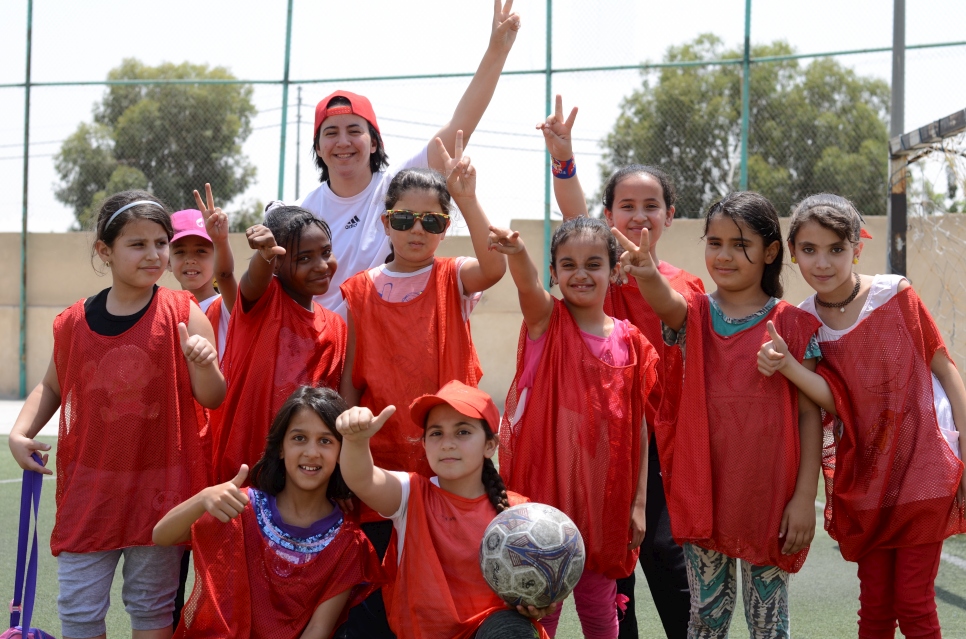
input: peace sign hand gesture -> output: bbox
[487,225,524,255]
[489,0,521,55]
[537,94,579,162]
[436,130,476,202]
[193,183,229,243]
[612,227,658,281]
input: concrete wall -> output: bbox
[0,216,918,400]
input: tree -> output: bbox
[55,59,256,230]
[600,35,891,218]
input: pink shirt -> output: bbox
[518,317,633,391]
[367,257,480,321]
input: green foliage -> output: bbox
[600,35,890,218]
[228,199,266,232]
[55,59,256,230]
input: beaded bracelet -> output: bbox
[551,155,576,179]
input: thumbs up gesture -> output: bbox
[201,465,250,522]
[757,320,790,377]
[336,406,396,442]
[178,322,217,368]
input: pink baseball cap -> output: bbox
[314,90,381,140]
[170,209,211,243]
[409,381,502,434]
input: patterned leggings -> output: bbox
[683,544,790,639]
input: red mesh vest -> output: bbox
[816,288,966,561]
[51,288,211,555]
[604,266,705,436]
[665,294,821,572]
[211,277,346,483]
[500,299,659,579]
[175,499,383,638]
[341,257,482,479]
[383,475,546,639]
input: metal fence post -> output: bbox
[277,0,295,200]
[739,0,751,191]
[543,0,553,291]
[19,0,34,398]
[888,0,906,276]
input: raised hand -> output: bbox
[758,321,790,377]
[489,0,521,55]
[179,322,218,368]
[435,131,476,201]
[537,94,579,162]
[487,225,524,255]
[193,183,229,243]
[201,465,250,522]
[336,406,396,442]
[612,227,657,281]
[245,224,286,263]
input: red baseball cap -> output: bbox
[314,90,381,140]
[170,209,211,243]
[409,381,502,434]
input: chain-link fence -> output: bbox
[3,0,966,394]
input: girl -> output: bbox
[168,184,237,359]
[153,386,383,639]
[7,190,225,639]
[336,381,553,639]
[340,131,505,479]
[337,132,505,638]
[210,205,346,484]
[490,217,659,639]
[539,94,702,639]
[615,191,823,639]
[758,193,966,639]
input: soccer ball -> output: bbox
[479,502,585,608]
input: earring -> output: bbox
[104,261,111,268]
[853,257,859,265]
[790,256,796,264]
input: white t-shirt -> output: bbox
[386,470,428,563]
[800,274,960,459]
[290,146,431,319]
[198,294,230,360]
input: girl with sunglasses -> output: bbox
[337,132,505,637]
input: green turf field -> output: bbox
[1,437,964,638]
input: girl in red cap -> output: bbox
[8,190,225,639]
[538,94,701,639]
[336,381,554,639]
[154,386,383,639]
[208,206,346,485]
[615,192,823,639]
[489,216,660,639]
[759,193,966,639]
[282,0,521,320]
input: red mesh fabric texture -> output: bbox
[204,295,223,356]
[605,265,705,437]
[210,277,345,483]
[51,288,211,555]
[382,475,546,639]
[816,287,966,561]
[665,294,821,573]
[341,257,482,480]
[175,503,382,638]
[500,299,659,579]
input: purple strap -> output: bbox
[9,454,44,635]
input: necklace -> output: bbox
[815,272,861,313]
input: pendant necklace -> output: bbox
[815,272,861,313]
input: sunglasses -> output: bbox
[385,210,450,234]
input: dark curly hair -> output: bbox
[249,386,350,500]
[264,205,333,281]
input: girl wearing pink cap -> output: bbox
[281,0,522,320]
[336,381,554,639]
[168,184,237,360]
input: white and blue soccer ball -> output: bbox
[479,502,585,608]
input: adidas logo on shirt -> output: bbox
[344,215,360,230]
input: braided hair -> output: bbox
[481,458,510,513]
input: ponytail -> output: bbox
[481,458,510,513]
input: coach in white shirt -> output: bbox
[273,1,521,319]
